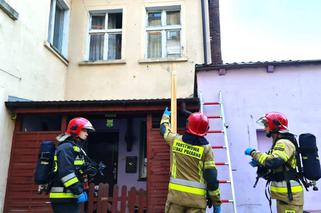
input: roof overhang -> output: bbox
[196,59,321,72]
[5,98,200,114]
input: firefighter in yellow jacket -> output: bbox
[160,107,222,213]
[245,112,304,213]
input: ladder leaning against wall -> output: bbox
[200,91,237,213]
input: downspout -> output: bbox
[201,0,208,65]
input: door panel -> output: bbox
[87,132,119,194]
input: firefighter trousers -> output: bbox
[51,202,80,213]
[165,201,206,213]
[277,200,303,213]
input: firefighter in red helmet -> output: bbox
[50,117,95,213]
[245,112,304,213]
[160,108,222,213]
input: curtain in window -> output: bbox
[166,30,181,57]
[166,11,180,25]
[108,13,122,29]
[148,12,161,26]
[89,34,104,61]
[108,34,122,60]
[148,31,162,58]
[91,15,105,30]
[53,6,64,52]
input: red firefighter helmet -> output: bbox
[66,117,95,137]
[257,112,288,133]
[186,112,209,136]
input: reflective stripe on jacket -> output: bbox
[50,139,86,203]
[160,114,221,208]
[251,138,304,205]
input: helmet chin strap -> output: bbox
[266,132,272,138]
[266,128,280,139]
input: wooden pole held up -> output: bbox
[170,63,177,133]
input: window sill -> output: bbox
[79,60,126,66]
[44,41,69,66]
[0,0,19,20]
[138,57,188,64]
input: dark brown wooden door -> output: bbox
[4,132,59,213]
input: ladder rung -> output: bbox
[203,102,221,105]
[219,180,231,183]
[221,199,234,203]
[207,115,222,119]
[215,162,228,166]
[212,145,226,149]
[208,130,224,133]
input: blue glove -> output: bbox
[213,205,221,213]
[249,159,258,167]
[77,192,88,204]
[163,107,171,116]
[244,147,255,156]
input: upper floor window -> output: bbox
[88,11,122,61]
[48,0,69,57]
[146,7,181,59]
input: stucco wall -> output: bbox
[0,0,68,211]
[197,65,321,213]
[66,0,205,100]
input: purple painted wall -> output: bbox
[117,118,146,190]
[197,64,321,213]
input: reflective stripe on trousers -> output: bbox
[270,180,303,193]
[50,187,76,198]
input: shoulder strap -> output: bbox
[279,134,310,191]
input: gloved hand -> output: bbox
[213,205,221,213]
[207,195,213,208]
[249,159,258,167]
[244,147,255,156]
[163,107,171,116]
[77,192,88,204]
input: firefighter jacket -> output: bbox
[49,138,87,203]
[160,114,221,208]
[251,136,304,205]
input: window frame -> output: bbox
[48,0,70,57]
[138,120,147,180]
[86,10,123,61]
[145,6,182,59]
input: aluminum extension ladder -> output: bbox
[200,91,237,213]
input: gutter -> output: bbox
[201,0,208,64]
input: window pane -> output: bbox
[167,11,180,25]
[89,34,104,61]
[148,12,161,26]
[166,30,181,57]
[53,5,64,52]
[91,15,105,30]
[108,34,122,60]
[108,13,122,29]
[147,31,162,58]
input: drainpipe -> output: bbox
[201,0,208,65]
[209,0,223,64]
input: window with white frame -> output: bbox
[146,7,181,59]
[88,11,122,61]
[48,0,69,57]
